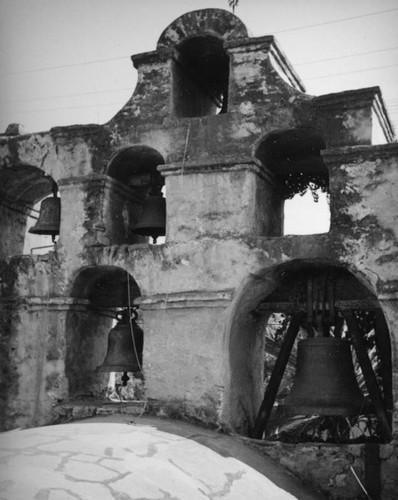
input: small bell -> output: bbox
[97,311,143,385]
[133,191,165,243]
[29,196,60,239]
[284,337,364,416]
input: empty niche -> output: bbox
[257,128,330,235]
[172,34,230,118]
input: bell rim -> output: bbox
[28,227,59,235]
[96,365,142,373]
[131,226,166,236]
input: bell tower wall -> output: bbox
[161,158,282,242]
[1,9,398,497]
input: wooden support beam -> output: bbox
[374,309,393,428]
[343,310,392,443]
[307,277,313,324]
[251,313,303,439]
[365,443,381,500]
[255,299,379,314]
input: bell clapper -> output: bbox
[121,371,130,386]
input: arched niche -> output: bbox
[0,165,59,257]
[227,261,393,444]
[107,146,164,189]
[65,266,143,401]
[107,146,166,244]
[172,34,230,117]
[256,128,330,235]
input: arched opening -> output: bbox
[107,146,166,244]
[0,165,59,257]
[65,266,144,403]
[228,262,393,444]
[256,128,330,235]
[24,190,60,255]
[172,34,230,118]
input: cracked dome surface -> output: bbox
[0,418,303,500]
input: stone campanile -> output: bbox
[1,9,397,499]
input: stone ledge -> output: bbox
[52,401,146,424]
[322,142,398,165]
[0,297,90,311]
[315,87,380,110]
[159,156,274,182]
[58,173,144,203]
[140,290,234,310]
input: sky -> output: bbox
[0,0,397,135]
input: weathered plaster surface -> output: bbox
[249,440,398,500]
[0,419,311,500]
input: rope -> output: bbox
[343,417,373,500]
[126,271,147,417]
[181,122,191,177]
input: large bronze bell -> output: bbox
[29,196,60,238]
[133,193,165,243]
[284,338,364,416]
[97,312,143,382]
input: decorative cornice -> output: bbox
[315,87,381,110]
[378,292,398,302]
[0,130,50,146]
[158,156,274,182]
[58,173,110,187]
[50,123,104,139]
[226,35,305,92]
[131,48,173,68]
[58,173,144,203]
[372,92,396,142]
[0,297,90,311]
[225,35,274,51]
[321,143,398,166]
[140,290,234,310]
[315,88,395,141]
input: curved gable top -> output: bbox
[157,9,248,49]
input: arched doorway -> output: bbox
[228,261,392,444]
